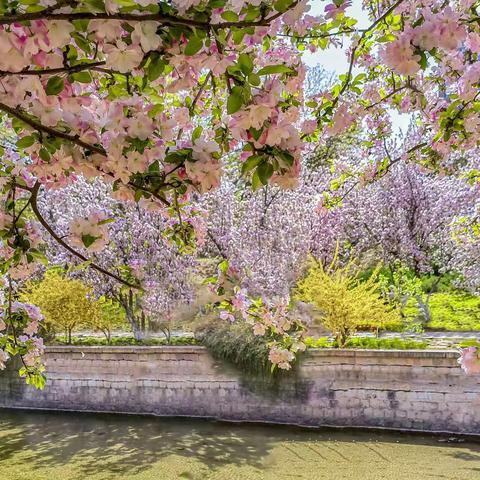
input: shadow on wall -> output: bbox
[1,410,480,479]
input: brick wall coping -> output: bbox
[44,345,459,359]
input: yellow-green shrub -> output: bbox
[295,259,398,346]
[21,271,101,343]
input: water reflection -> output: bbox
[0,409,479,479]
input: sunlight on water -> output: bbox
[0,410,479,480]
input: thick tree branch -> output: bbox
[0,101,106,154]
[29,182,142,290]
[0,61,106,77]
[0,7,293,29]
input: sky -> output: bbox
[304,0,368,71]
[304,0,412,135]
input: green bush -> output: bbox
[21,271,101,343]
[295,259,398,346]
[305,336,429,350]
[51,335,197,346]
[343,337,428,349]
[458,339,480,348]
[357,317,404,332]
[196,319,272,377]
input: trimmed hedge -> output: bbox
[305,336,429,350]
[52,335,197,346]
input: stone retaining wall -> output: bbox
[1,346,479,434]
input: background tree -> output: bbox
[39,177,199,340]
[295,259,398,347]
[21,270,101,344]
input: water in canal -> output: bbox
[0,409,478,479]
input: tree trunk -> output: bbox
[160,326,172,344]
[131,315,145,341]
[335,329,349,348]
[415,294,431,326]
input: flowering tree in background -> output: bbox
[1,0,480,380]
[342,162,476,274]
[449,204,480,293]
[40,177,198,340]
[341,159,478,323]
[202,167,345,297]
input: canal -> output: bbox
[0,409,478,479]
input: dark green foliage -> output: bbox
[196,319,273,377]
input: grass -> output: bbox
[356,291,480,332]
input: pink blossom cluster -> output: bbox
[207,260,306,370]
[69,210,111,253]
[0,301,44,374]
[458,347,480,375]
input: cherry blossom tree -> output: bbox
[201,167,344,296]
[344,162,476,271]
[448,203,480,293]
[39,176,199,340]
[2,0,480,380]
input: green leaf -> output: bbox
[227,92,243,114]
[257,161,274,185]
[218,259,229,274]
[46,76,64,95]
[232,29,246,45]
[257,64,294,76]
[39,148,50,162]
[276,150,294,167]
[81,234,98,248]
[238,53,254,75]
[241,154,262,175]
[185,36,203,56]
[192,126,203,142]
[418,50,428,70]
[71,32,91,54]
[220,11,239,22]
[274,0,294,13]
[251,170,263,191]
[248,127,262,141]
[377,33,396,43]
[248,73,261,86]
[97,218,115,225]
[147,54,166,81]
[16,136,35,149]
[71,71,92,83]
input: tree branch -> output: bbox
[0,102,171,206]
[0,101,106,155]
[331,0,405,110]
[29,182,142,290]
[0,61,106,77]
[0,8,292,29]
[333,141,428,204]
